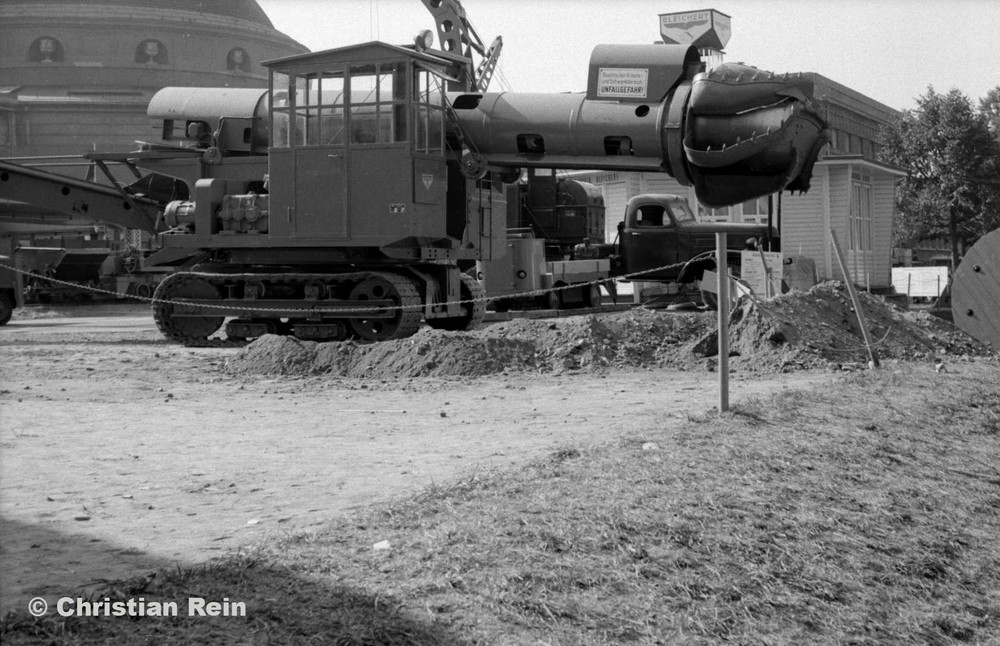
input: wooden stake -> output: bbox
[830,230,880,369]
[757,247,773,298]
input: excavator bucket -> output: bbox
[683,63,831,207]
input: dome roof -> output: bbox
[3,0,275,28]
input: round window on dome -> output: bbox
[227,47,251,72]
[136,39,168,65]
[29,36,65,63]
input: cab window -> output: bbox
[634,204,666,227]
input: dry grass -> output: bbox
[4,360,1000,645]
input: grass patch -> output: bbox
[4,361,1000,645]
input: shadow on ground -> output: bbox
[1,516,468,645]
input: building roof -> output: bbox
[817,154,907,177]
[808,73,901,123]
[0,0,276,28]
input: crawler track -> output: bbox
[152,270,424,346]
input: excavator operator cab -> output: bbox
[262,42,454,244]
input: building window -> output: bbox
[136,39,168,65]
[741,195,771,225]
[698,203,731,223]
[849,176,873,252]
[29,36,65,63]
[227,47,250,72]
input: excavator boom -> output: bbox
[0,159,163,233]
[420,0,502,91]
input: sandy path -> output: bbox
[0,311,833,614]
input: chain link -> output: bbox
[0,257,706,315]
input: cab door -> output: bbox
[293,145,347,239]
[621,201,682,281]
[267,70,349,241]
[292,80,348,240]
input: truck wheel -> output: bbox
[0,293,13,326]
[583,283,602,308]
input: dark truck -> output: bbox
[615,193,776,284]
[478,187,778,310]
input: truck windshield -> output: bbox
[668,201,695,223]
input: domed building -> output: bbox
[0,0,309,157]
[0,0,309,305]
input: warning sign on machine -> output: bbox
[596,68,649,99]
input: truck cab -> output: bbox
[617,194,778,283]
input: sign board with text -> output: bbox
[659,9,732,50]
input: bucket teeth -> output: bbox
[682,62,830,206]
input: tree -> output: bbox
[980,87,1000,136]
[879,86,1000,267]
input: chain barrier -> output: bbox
[0,256,710,316]
[2,261,906,360]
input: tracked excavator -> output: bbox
[0,8,829,342]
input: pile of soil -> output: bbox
[224,282,992,378]
[707,282,988,371]
[224,308,711,378]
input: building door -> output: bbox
[848,170,873,286]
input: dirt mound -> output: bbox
[225,308,713,378]
[712,282,988,370]
[224,282,991,378]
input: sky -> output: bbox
[255,0,1000,112]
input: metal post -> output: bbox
[716,232,729,412]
